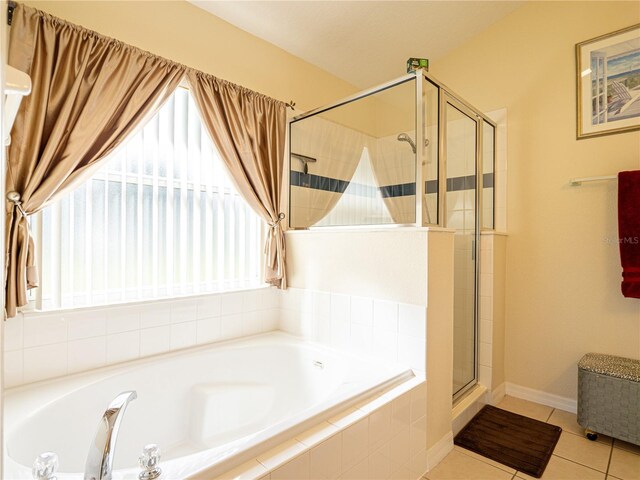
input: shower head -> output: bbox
[396,133,417,154]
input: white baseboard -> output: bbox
[490,382,506,405]
[505,382,577,413]
[426,431,454,472]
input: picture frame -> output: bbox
[576,23,640,139]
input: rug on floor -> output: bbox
[454,405,562,478]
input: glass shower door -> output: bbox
[444,96,479,400]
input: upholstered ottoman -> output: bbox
[577,353,640,445]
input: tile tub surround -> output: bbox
[207,378,429,480]
[3,287,280,387]
[279,288,427,374]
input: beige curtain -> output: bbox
[5,4,185,317]
[369,136,416,224]
[289,116,363,227]
[187,70,287,288]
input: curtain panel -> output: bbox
[6,4,289,317]
[187,70,288,288]
[5,4,186,317]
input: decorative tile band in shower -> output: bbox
[425,173,495,194]
[290,171,415,198]
[291,171,494,197]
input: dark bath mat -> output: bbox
[454,405,562,478]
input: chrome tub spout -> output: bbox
[84,391,137,480]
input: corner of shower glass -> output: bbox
[287,72,441,229]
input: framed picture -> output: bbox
[576,23,640,139]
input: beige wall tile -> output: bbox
[271,453,310,480]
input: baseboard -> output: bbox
[490,382,506,405]
[426,431,454,472]
[505,382,577,413]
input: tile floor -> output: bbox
[424,396,640,480]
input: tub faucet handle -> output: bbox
[33,452,58,480]
[138,444,162,480]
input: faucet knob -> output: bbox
[138,444,162,480]
[32,452,58,480]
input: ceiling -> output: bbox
[189,1,524,89]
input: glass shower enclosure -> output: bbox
[288,70,496,402]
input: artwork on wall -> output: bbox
[576,23,640,139]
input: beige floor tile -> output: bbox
[517,456,605,480]
[496,396,553,422]
[425,450,513,480]
[552,431,611,472]
[609,447,640,480]
[546,410,613,445]
[613,438,640,455]
[547,409,583,436]
[517,455,605,480]
[453,446,517,475]
[592,433,614,446]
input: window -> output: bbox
[34,88,264,310]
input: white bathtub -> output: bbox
[4,332,413,479]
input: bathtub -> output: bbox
[4,332,414,479]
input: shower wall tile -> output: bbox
[220,314,245,340]
[312,290,331,318]
[373,299,398,333]
[373,327,398,364]
[140,304,172,329]
[196,295,221,319]
[67,311,106,341]
[107,330,140,364]
[398,303,426,338]
[68,336,106,374]
[4,350,23,388]
[220,292,244,316]
[106,306,140,334]
[3,314,23,352]
[211,381,427,480]
[171,299,198,324]
[270,452,310,480]
[140,325,172,357]
[170,321,198,351]
[280,287,426,374]
[479,341,492,367]
[7,287,277,387]
[242,289,263,312]
[23,342,68,383]
[350,296,374,327]
[23,313,67,348]
[330,293,350,323]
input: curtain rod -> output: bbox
[7,1,16,25]
[10,2,297,109]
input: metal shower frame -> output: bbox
[289,69,496,232]
[288,69,497,402]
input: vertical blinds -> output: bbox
[36,88,263,310]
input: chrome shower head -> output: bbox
[396,133,417,154]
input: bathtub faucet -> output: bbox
[84,391,138,480]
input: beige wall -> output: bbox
[23,0,357,112]
[433,1,640,400]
